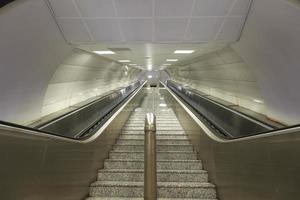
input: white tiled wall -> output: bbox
[167,46,267,115]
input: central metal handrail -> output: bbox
[144,113,157,200]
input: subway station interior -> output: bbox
[1,0,300,199]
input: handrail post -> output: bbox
[144,113,157,200]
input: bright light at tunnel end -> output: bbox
[118,60,131,63]
[148,75,153,79]
[253,99,264,104]
[174,50,194,54]
[166,59,178,62]
[93,51,115,55]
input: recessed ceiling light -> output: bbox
[118,60,131,63]
[174,50,194,54]
[93,50,115,55]
[129,64,137,66]
[163,63,171,66]
[166,59,178,62]
[253,99,264,104]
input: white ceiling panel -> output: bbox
[48,0,80,18]
[86,19,122,41]
[155,0,194,17]
[154,19,188,42]
[75,0,116,17]
[217,16,245,41]
[230,0,252,16]
[114,0,153,17]
[193,0,235,16]
[57,19,91,42]
[120,19,152,41]
[186,18,224,41]
[48,0,252,43]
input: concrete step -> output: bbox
[104,159,203,170]
[130,115,177,119]
[113,144,193,152]
[125,123,182,127]
[89,181,216,199]
[121,130,186,135]
[116,139,191,145]
[109,151,197,160]
[87,198,217,200]
[123,127,183,131]
[118,134,188,140]
[123,125,183,130]
[127,119,180,122]
[97,169,208,182]
[124,123,182,127]
[129,117,178,120]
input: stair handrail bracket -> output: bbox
[144,113,157,200]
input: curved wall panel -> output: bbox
[0,0,72,125]
[0,0,141,126]
[166,46,267,117]
[42,48,141,118]
[232,0,300,125]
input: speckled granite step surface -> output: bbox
[87,198,217,200]
[86,95,218,199]
[113,144,193,151]
[104,159,203,170]
[98,169,208,182]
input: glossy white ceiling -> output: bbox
[48,0,252,44]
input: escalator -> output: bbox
[1,83,300,200]
[87,88,217,199]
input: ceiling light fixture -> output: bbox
[163,63,171,66]
[93,51,115,55]
[118,60,131,63]
[174,50,194,54]
[129,64,137,66]
[148,75,153,79]
[253,99,264,104]
[166,59,178,62]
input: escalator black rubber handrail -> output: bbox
[166,83,233,138]
[0,81,145,142]
[168,80,275,130]
[36,82,138,129]
[166,80,300,140]
[74,83,140,138]
[185,86,279,129]
[162,81,300,142]
[166,80,275,138]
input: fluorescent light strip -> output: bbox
[166,59,178,62]
[174,50,194,54]
[93,51,115,55]
[118,60,131,63]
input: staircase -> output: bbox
[87,92,218,200]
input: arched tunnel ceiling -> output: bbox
[48,0,251,44]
